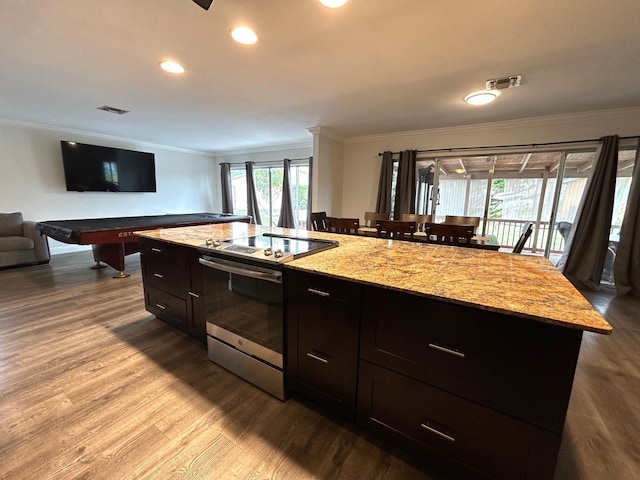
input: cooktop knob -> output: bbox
[205,238,221,248]
[264,247,273,256]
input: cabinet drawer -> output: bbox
[145,286,187,331]
[140,238,184,265]
[286,269,361,316]
[295,311,359,418]
[360,286,582,433]
[357,361,560,480]
[142,255,186,298]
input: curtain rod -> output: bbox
[223,156,311,166]
[377,136,640,156]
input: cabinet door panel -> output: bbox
[357,361,559,480]
[140,238,184,265]
[145,286,187,331]
[360,286,582,433]
[142,255,185,298]
[285,269,361,418]
[186,250,206,342]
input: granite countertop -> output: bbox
[136,222,613,335]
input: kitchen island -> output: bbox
[136,222,611,480]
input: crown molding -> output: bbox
[0,117,212,155]
[344,106,640,145]
[307,126,345,143]
[212,141,313,157]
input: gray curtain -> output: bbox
[277,159,296,228]
[614,140,640,296]
[245,162,262,225]
[376,151,394,215]
[306,156,313,229]
[394,149,417,220]
[558,136,619,290]
[220,162,233,214]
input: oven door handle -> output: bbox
[199,258,282,284]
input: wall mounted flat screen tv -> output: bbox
[61,141,157,192]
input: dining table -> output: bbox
[356,224,501,251]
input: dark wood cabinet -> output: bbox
[357,284,583,480]
[283,269,583,480]
[357,361,560,480]
[140,238,206,342]
[285,269,361,419]
[185,249,206,342]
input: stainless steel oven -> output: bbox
[198,233,337,401]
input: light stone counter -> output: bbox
[136,222,612,335]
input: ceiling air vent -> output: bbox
[486,75,522,90]
[97,105,130,115]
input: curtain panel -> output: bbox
[376,151,394,214]
[220,162,233,214]
[306,156,313,229]
[245,162,262,225]
[277,159,296,228]
[614,140,640,296]
[393,149,417,219]
[557,135,619,290]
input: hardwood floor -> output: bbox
[1,251,638,479]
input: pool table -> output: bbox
[37,213,250,277]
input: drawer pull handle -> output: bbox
[307,288,330,297]
[188,291,201,298]
[151,247,162,253]
[306,352,329,364]
[153,273,164,279]
[428,343,465,358]
[420,423,455,443]
[155,303,167,310]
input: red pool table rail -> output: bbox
[37,213,250,277]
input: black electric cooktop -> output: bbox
[200,233,338,263]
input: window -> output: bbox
[412,145,635,258]
[229,160,310,228]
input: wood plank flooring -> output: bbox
[1,251,639,479]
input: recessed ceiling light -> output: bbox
[160,61,185,74]
[231,26,258,45]
[319,0,348,7]
[464,90,500,106]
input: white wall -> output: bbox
[214,143,313,211]
[0,121,217,254]
[311,129,345,217]
[340,107,640,222]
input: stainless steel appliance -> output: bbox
[198,233,337,400]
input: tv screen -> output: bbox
[60,141,157,192]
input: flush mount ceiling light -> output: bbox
[464,90,500,106]
[160,61,185,74]
[231,26,258,45]
[319,0,348,7]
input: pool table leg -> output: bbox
[92,243,131,278]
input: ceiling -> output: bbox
[2,0,639,153]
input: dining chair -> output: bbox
[358,211,390,235]
[401,214,432,237]
[376,220,416,240]
[310,211,328,231]
[444,215,481,232]
[557,221,572,242]
[424,222,474,246]
[326,217,360,234]
[512,222,533,253]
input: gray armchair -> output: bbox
[0,212,50,268]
